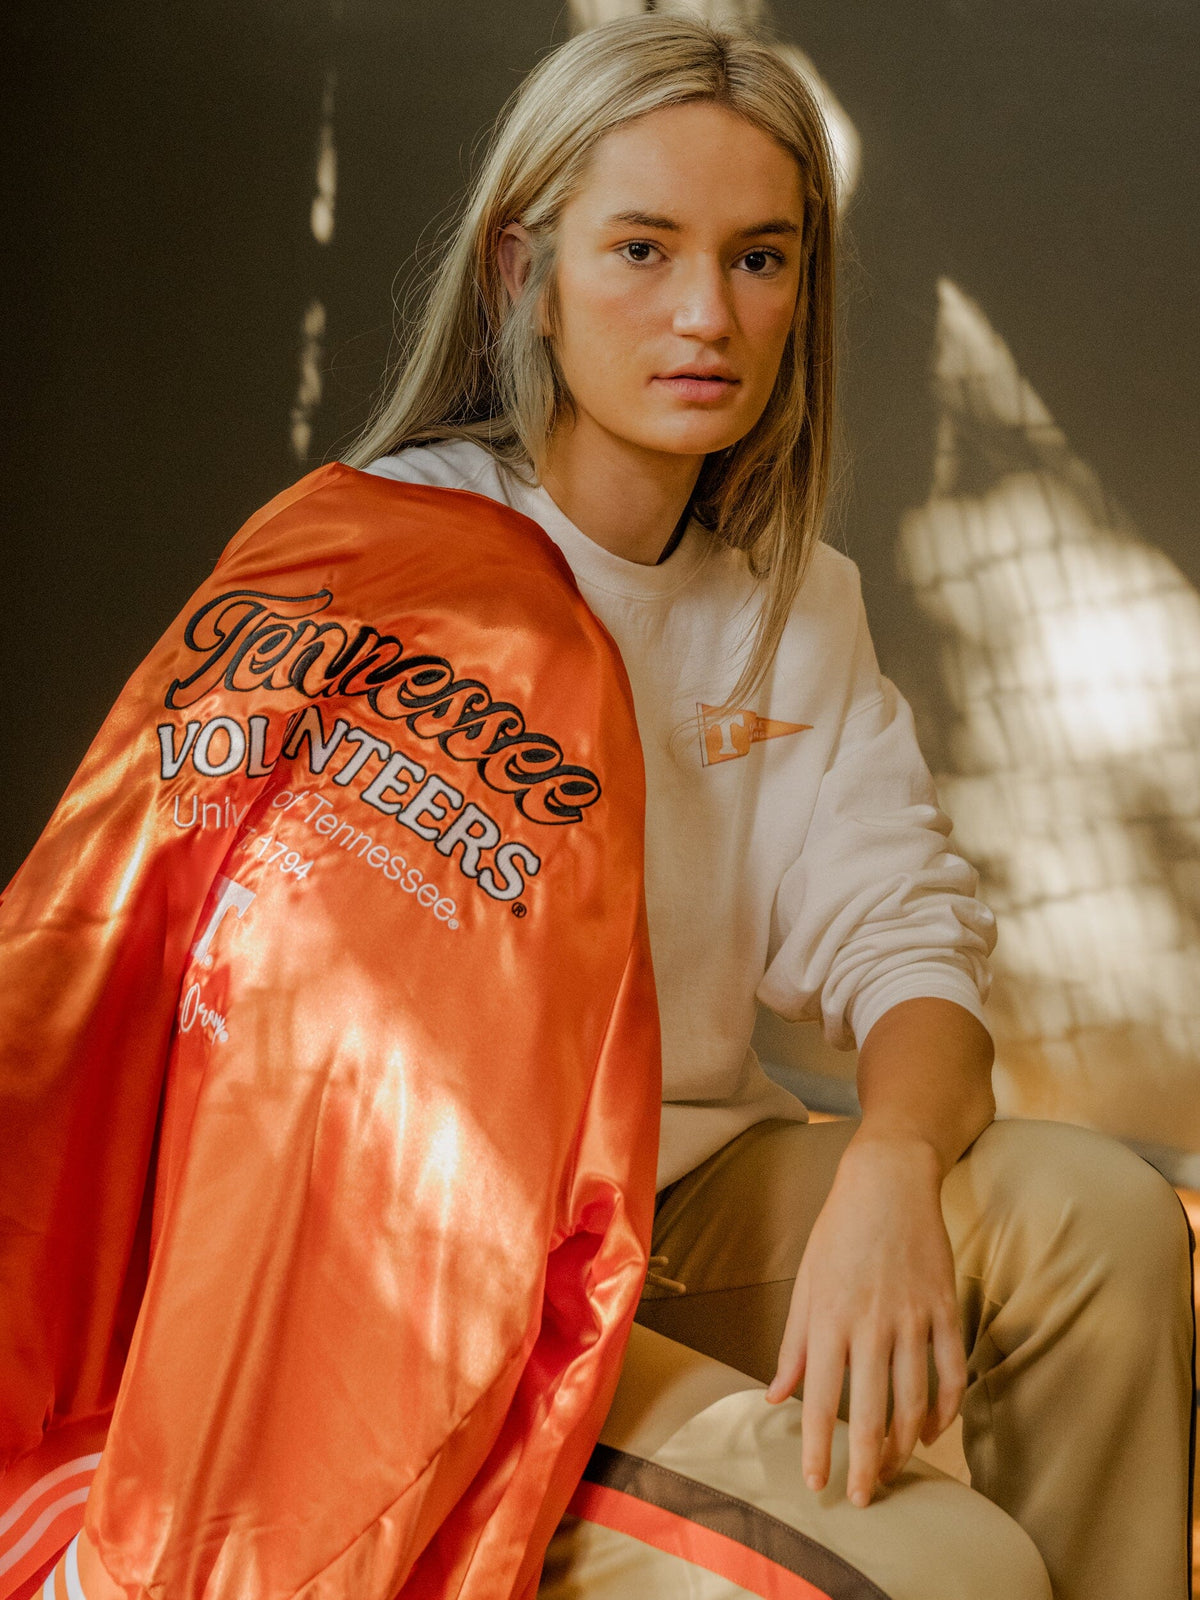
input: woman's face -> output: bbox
[544,100,806,463]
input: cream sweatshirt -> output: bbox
[365,441,996,1188]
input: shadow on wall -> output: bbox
[899,278,1200,1171]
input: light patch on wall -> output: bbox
[770,41,860,205]
[569,0,645,24]
[289,66,336,461]
[290,299,326,463]
[310,69,338,245]
[899,279,1200,1155]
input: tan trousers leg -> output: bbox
[540,1117,1195,1600]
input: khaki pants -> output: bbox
[540,1117,1196,1600]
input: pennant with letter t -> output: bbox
[696,703,811,767]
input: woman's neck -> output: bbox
[540,414,703,566]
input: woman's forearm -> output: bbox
[852,997,997,1180]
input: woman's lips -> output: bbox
[652,374,740,402]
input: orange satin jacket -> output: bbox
[0,467,661,1599]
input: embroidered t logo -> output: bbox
[696,704,811,767]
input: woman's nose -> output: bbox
[670,257,735,342]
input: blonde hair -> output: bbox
[345,12,837,705]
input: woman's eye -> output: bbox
[620,240,659,264]
[739,248,784,275]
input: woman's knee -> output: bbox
[949,1117,1194,1297]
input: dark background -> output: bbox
[3,0,1198,882]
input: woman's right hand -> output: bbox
[766,1128,968,1508]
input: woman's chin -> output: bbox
[618,417,753,460]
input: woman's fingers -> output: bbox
[928,1306,968,1440]
[845,1331,890,1507]
[767,1279,809,1402]
[798,1332,845,1493]
[878,1326,929,1483]
[766,1339,807,1405]
[801,1322,953,1503]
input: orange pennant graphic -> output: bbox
[696,703,811,766]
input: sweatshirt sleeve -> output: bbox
[755,572,997,1050]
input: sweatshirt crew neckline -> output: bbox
[509,479,712,603]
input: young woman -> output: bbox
[352,17,1195,1599]
[1,14,1193,1600]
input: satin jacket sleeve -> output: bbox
[0,467,661,1600]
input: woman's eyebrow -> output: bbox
[604,209,801,239]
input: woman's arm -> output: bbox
[854,995,995,1171]
[766,996,996,1507]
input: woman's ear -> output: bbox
[497,222,535,306]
